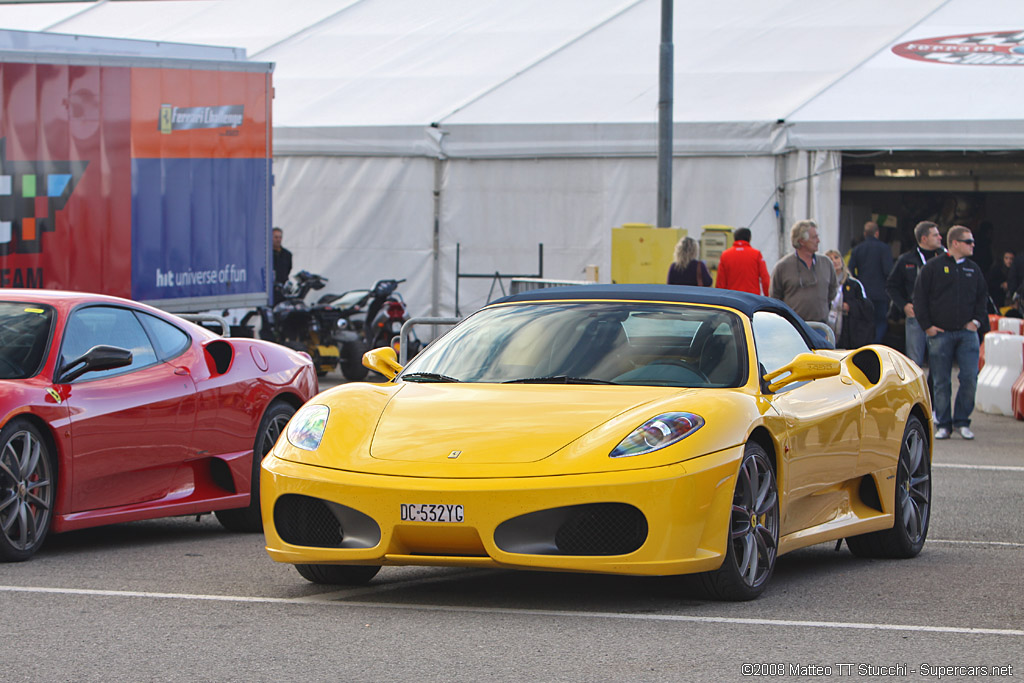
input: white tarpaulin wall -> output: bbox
[1,0,1017,319]
[439,156,784,315]
[270,155,436,308]
[269,152,793,318]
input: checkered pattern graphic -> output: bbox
[0,138,85,254]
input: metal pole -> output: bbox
[656,0,673,228]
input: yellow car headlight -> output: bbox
[610,412,704,458]
[286,404,330,451]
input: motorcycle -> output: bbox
[321,278,421,380]
[242,270,342,378]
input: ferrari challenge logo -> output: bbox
[892,30,1024,65]
[0,139,88,257]
[159,104,245,133]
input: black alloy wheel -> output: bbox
[0,419,55,562]
[215,401,296,532]
[698,441,779,600]
[846,415,930,558]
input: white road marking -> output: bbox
[929,539,1024,548]
[1,584,1021,638]
[934,463,1024,472]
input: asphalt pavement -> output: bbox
[0,373,1020,682]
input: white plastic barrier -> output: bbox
[976,333,1024,416]
[997,317,1024,335]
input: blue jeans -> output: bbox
[870,297,889,343]
[904,316,926,367]
[926,328,979,430]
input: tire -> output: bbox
[0,419,55,562]
[340,340,370,381]
[215,401,295,533]
[697,441,779,601]
[296,563,381,585]
[846,415,930,558]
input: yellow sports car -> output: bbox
[262,285,932,600]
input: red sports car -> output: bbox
[0,290,318,561]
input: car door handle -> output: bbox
[174,367,191,376]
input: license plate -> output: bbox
[400,503,465,523]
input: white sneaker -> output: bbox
[958,426,975,440]
[935,427,951,440]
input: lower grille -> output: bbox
[273,494,381,549]
[555,504,648,555]
[494,503,648,556]
[274,495,342,547]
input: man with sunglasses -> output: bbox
[913,226,988,440]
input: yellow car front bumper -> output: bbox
[261,444,744,577]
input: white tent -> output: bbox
[1,0,1019,317]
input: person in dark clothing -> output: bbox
[847,221,894,343]
[987,250,1014,308]
[667,236,712,287]
[826,250,874,348]
[1008,249,1024,304]
[913,225,987,441]
[886,221,944,369]
[272,226,293,304]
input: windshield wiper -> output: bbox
[503,375,619,385]
[401,372,461,383]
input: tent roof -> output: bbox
[0,0,1018,154]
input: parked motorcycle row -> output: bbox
[240,272,421,380]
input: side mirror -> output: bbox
[762,352,840,392]
[363,346,403,380]
[58,345,133,383]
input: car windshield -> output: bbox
[401,302,747,387]
[0,301,56,380]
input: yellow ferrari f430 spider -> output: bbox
[262,285,932,600]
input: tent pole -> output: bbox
[656,0,673,229]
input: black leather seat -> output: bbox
[699,333,739,385]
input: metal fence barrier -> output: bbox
[509,277,595,295]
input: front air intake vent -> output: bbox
[274,495,343,547]
[273,495,382,549]
[554,503,648,555]
[494,503,648,556]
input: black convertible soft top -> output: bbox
[491,284,833,349]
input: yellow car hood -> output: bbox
[369,383,662,464]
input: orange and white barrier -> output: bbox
[1013,371,1024,421]
[976,333,1024,417]
[997,317,1024,335]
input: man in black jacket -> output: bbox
[913,225,988,441]
[886,221,944,369]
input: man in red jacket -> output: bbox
[715,227,770,295]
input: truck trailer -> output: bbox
[0,30,273,312]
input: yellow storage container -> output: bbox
[611,224,685,284]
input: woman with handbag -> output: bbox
[667,236,712,287]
